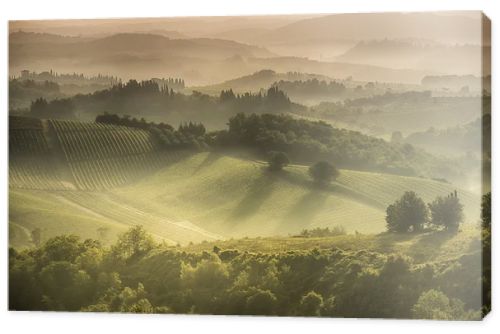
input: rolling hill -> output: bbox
[9,32,274,84]
[335,39,486,76]
[191,69,334,95]
[9,117,481,249]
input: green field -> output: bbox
[9,118,482,249]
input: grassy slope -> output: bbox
[9,152,481,249]
[182,225,481,265]
[115,152,479,235]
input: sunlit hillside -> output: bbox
[9,117,481,249]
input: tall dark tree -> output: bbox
[428,191,464,231]
[386,191,428,233]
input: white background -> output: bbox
[0,0,498,333]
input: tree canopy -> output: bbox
[308,161,339,185]
[267,151,290,171]
[386,191,428,233]
[428,191,464,231]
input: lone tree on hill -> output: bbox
[386,191,429,233]
[267,151,290,171]
[428,191,464,231]
[308,161,339,185]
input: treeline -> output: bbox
[345,91,432,108]
[386,191,464,233]
[212,113,444,177]
[29,97,76,120]
[17,70,120,86]
[306,91,433,121]
[93,111,456,178]
[96,113,208,150]
[10,79,64,110]
[9,224,484,319]
[151,77,185,91]
[298,226,346,238]
[403,116,484,154]
[28,80,295,121]
[273,79,346,97]
[218,86,291,113]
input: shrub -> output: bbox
[267,151,290,171]
[309,161,339,185]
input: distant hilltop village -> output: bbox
[16,69,121,86]
[14,70,187,91]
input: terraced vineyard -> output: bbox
[9,117,71,190]
[50,119,191,190]
[9,117,219,248]
[9,117,192,191]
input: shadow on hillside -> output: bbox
[277,170,311,188]
[373,230,456,260]
[373,232,420,253]
[408,230,456,257]
[280,190,328,231]
[191,151,221,175]
[227,170,277,222]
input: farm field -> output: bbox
[8,117,482,249]
[9,144,481,248]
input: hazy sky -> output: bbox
[9,12,487,84]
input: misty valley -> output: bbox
[8,12,491,320]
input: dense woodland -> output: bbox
[26,80,298,125]
[9,192,490,318]
[272,79,346,100]
[92,111,457,179]
[213,113,456,178]
[9,79,64,110]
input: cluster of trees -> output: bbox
[22,78,465,180]
[403,116,484,155]
[266,151,339,185]
[151,77,185,91]
[214,113,441,177]
[26,80,295,124]
[297,226,346,238]
[30,97,76,119]
[9,225,483,319]
[219,86,292,113]
[307,101,365,125]
[386,191,464,233]
[95,113,174,131]
[94,110,445,181]
[10,79,64,110]
[18,70,119,86]
[11,79,60,93]
[302,91,434,128]
[95,113,208,150]
[273,79,346,98]
[345,91,433,108]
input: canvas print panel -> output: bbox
[8,11,491,319]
